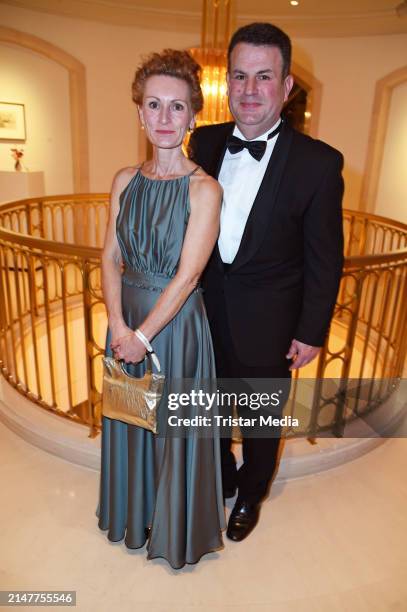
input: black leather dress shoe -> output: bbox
[227,500,261,542]
[223,485,237,499]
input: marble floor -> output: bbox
[0,420,406,612]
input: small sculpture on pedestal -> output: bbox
[11,148,24,171]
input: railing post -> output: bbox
[307,341,328,443]
[82,258,99,438]
[332,270,365,437]
[73,200,86,245]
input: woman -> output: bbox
[95,49,226,569]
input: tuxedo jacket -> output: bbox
[188,120,345,367]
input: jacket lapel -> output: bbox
[215,123,234,178]
[229,121,294,273]
[208,123,234,272]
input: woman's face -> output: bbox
[138,75,195,149]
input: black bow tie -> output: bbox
[226,121,283,161]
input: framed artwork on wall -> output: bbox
[0,102,26,141]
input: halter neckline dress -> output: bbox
[96,165,226,569]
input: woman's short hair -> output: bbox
[132,49,203,113]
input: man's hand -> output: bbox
[286,339,321,370]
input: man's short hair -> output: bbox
[228,22,292,79]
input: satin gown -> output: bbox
[95,166,226,569]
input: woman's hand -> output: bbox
[110,330,147,364]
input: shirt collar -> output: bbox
[233,117,282,142]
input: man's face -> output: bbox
[227,43,294,139]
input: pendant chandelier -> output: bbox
[189,0,234,126]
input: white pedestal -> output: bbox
[0,170,45,203]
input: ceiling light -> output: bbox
[290,0,299,5]
[189,1,233,127]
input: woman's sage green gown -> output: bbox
[95,166,226,569]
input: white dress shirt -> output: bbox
[217,118,282,264]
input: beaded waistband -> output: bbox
[122,269,202,293]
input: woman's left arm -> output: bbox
[112,174,222,363]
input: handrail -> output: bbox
[0,227,101,258]
[0,193,108,211]
[345,249,407,269]
[340,208,407,232]
[0,224,406,267]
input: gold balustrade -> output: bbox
[0,195,406,439]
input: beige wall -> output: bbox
[1,5,406,215]
[0,42,73,195]
[375,81,407,223]
[0,5,198,194]
[293,35,407,213]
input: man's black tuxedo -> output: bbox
[189,119,344,504]
[189,119,344,368]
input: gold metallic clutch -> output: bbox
[102,355,165,433]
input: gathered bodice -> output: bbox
[116,168,198,278]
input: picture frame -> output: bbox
[0,102,26,141]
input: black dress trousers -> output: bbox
[207,272,292,505]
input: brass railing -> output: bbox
[0,195,406,439]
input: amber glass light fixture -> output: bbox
[189,0,234,126]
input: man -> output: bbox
[189,22,344,542]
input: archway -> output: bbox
[291,61,322,138]
[0,26,89,192]
[360,64,407,211]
